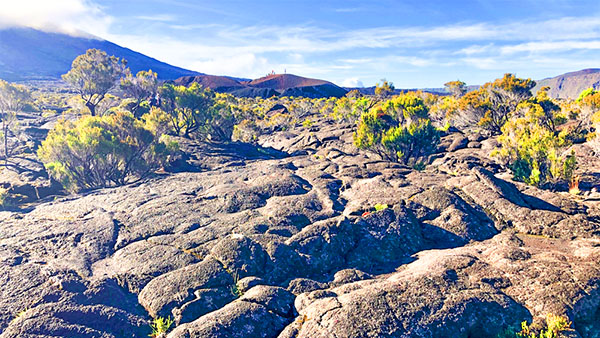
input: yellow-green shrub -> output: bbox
[354,93,440,164]
[457,74,535,135]
[232,119,261,143]
[493,102,575,186]
[518,313,571,338]
[158,83,234,140]
[38,111,176,192]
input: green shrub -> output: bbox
[457,74,535,135]
[517,313,571,338]
[229,270,243,297]
[353,93,440,165]
[120,70,158,117]
[381,119,440,164]
[499,313,572,338]
[0,186,8,208]
[158,83,234,140]
[380,94,429,124]
[149,316,173,337]
[38,111,176,192]
[232,119,261,143]
[302,118,314,128]
[493,97,575,187]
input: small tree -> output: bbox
[62,49,127,116]
[375,79,395,99]
[444,80,467,98]
[380,94,429,125]
[514,87,564,133]
[429,96,458,128]
[158,83,234,140]
[457,74,535,135]
[120,69,159,116]
[38,111,176,192]
[0,80,31,165]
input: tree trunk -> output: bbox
[3,121,8,167]
[86,101,96,116]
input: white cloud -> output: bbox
[341,78,364,87]
[0,0,112,37]
[189,53,269,78]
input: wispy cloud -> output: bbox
[134,14,177,22]
[501,40,600,54]
[169,23,225,31]
[334,7,365,13]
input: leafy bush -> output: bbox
[381,119,440,164]
[429,96,459,127]
[158,83,234,140]
[493,101,575,187]
[457,74,535,135]
[375,79,395,98]
[354,93,440,165]
[380,94,429,124]
[142,106,174,137]
[518,313,571,338]
[515,88,564,133]
[444,80,467,98]
[120,69,158,117]
[232,119,262,143]
[329,97,357,121]
[38,111,176,192]
[0,186,8,208]
[0,80,31,164]
[575,88,600,153]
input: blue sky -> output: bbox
[1,0,600,87]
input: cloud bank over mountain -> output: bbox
[0,0,111,38]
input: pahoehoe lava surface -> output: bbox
[1,115,600,338]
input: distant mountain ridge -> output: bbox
[0,27,200,81]
[174,73,348,99]
[533,68,600,99]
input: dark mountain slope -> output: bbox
[533,68,600,99]
[0,27,199,81]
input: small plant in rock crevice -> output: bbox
[149,316,173,337]
[374,203,388,212]
[229,270,243,297]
